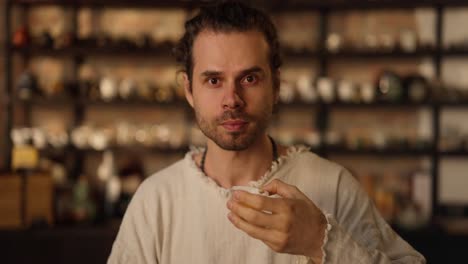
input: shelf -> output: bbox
[443,48,468,57]
[11,0,209,8]
[438,205,468,217]
[1,223,465,264]
[278,101,319,108]
[324,101,433,108]
[12,45,322,60]
[84,99,188,108]
[11,45,175,58]
[36,144,443,157]
[284,101,468,108]
[13,97,189,108]
[272,0,468,11]
[13,45,468,60]
[282,50,318,59]
[1,224,465,264]
[40,145,447,157]
[14,95,468,109]
[17,46,468,61]
[280,101,434,109]
[0,224,117,264]
[439,150,468,157]
[11,0,468,9]
[325,146,434,156]
[40,145,189,155]
[438,101,468,108]
[13,96,76,106]
[11,46,437,59]
[82,145,189,154]
[18,97,468,109]
[326,49,436,59]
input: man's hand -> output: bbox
[226,179,327,263]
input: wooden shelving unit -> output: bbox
[3,0,468,225]
[3,1,468,263]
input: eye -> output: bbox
[209,78,218,85]
[206,77,221,87]
[242,75,258,85]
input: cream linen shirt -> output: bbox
[108,146,426,264]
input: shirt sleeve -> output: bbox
[320,169,426,264]
[107,240,139,264]
[107,183,159,264]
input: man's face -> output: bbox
[185,30,279,151]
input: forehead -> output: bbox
[192,30,270,74]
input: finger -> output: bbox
[261,179,301,199]
[227,211,283,245]
[232,190,282,214]
[264,239,289,254]
[227,199,283,229]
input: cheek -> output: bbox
[193,87,225,113]
[193,95,217,119]
[246,87,274,108]
[193,83,218,103]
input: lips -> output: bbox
[221,120,248,132]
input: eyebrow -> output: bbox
[239,66,264,76]
[200,66,265,78]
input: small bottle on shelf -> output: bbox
[97,151,122,220]
[12,26,30,48]
[403,74,430,103]
[16,71,39,100]
[376,70,404,103]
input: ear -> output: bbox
[183,73,194,108]
[273,69,281,104]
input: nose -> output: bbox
[222,81,245,110]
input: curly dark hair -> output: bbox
[173,1,282,90]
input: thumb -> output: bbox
[261,179,296,199]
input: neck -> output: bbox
[200,134,276,189]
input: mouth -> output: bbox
[221,119,249,132]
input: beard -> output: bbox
[194,104,273,151]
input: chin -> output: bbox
[195,112,270,151]
[212,132,256,151]
[215,141,251,151]
[205,124,266,151]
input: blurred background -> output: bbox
[1,0,468,263]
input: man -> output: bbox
[108,2,426,263]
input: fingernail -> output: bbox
[233,191,240,200]
[227,200,232,209]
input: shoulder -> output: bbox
[282,146,347,182]
[134,158,187,200]
[294,148,344,174]
[111,154,199,262]
[119,158,187,233]
[279,145,354,214]
[143,158,186,186]
[292,148,358,192]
